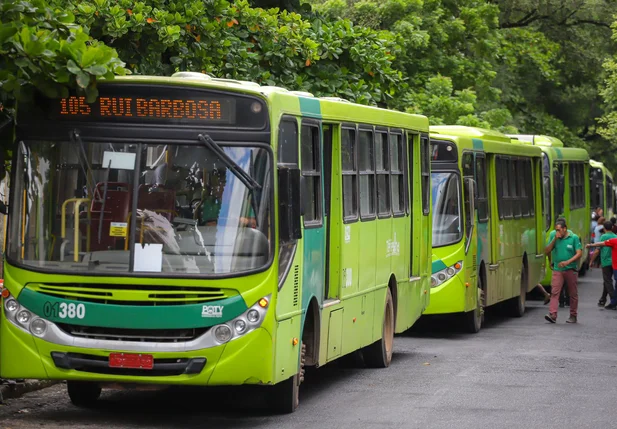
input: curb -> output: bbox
[0,380,58,403]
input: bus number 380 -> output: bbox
[43,302,86,320]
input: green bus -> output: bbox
[590,159,614,221]
[0,73,433,413]
[425,126,545,333]
[510,135,590,280]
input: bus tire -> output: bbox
[510,263,527,317]
[464,279,484,333]
[579,261,588,277]
[67,381,101,408]
[362,288,394,368]
[267,342,305,414]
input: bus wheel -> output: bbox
[579,261,588,277]
[268,342,305,414]
[510,264,527,317]
[67,381,101,408]
[464,280,484,333]
[363,288,394,368]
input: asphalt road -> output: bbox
[1,269,616,429]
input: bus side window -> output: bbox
[390,132,405,216]
[462,152,473,242]
[359,128,376,219]
[301,122,322,227]
[341,127,358,222]
[376,131,391,218]
[510,159,521,218]
[420,135,430,216]
[474,155,488,222]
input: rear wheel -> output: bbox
[510,263,527,317]
[363,288,394,368]
[579,261,588,277]
[67,381,101,408]
[267,342,305,414]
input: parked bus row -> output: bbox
[0,73,603,413]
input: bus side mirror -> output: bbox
[0,201,8,216]
[278,167,302,242]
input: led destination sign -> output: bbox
[37,85,269,129]
[56,95,235,124]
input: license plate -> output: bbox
[109,353,154,370]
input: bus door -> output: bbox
[489,155,506,303]
[473,153,489,290]
[536,157,546,259]
[462,152,477,310]
[322,123,333,300]
[300,120,326,311]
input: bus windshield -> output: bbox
[8,140,272,276]
[431,171,462,247]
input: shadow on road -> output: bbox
[14,352,406,427]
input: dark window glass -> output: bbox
[301,123,322,226]
[475,155,488,222]
[376,132,390,216]
[342,127,358,221]
[391,133,404,215]
[359,130,375,218]
[421,135,430,215]
[278,119,298,165]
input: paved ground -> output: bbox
[1,269,616,428]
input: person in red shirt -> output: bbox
[587,237,617,309]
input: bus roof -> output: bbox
[430,125,512,144]
[508,134,589,162]
[591,159,613,180]
[509,134,564,147]
[429,125,542,157]
[103,74,429,131]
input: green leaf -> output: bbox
[0,25,17,45]
[66,59,81,74]
[84,65,107,76]
[76,71,90,88]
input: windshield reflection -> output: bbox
[431,171,462,247]
[8,141,272,276]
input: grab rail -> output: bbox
[61,198,91,262]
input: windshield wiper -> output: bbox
[70,129,94,197]
[97,158,112,244]
[198,134,261,191]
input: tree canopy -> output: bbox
[2,0,617,173]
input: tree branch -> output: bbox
[500,13,552,29]
[563,19,612,29]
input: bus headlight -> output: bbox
[17,310,31,325]
[234,319,247,334]
[30,319,47,337]
[210,295,270,345]
[5,299,18,312]
[214,325,233,343]
[431,261,463,288]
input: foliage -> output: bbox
[2,0,617,175]
[43,0,402,106]
[0,0,127,109]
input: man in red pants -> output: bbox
[544,219,582,324]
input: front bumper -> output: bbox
[0,314,274,385]
[423,275,466,315]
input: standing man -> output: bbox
[586,231,617,310]
[597,221,616,307]
[544,219,583,324]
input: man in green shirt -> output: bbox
[597,220,617,306]
[544,219,583,324]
